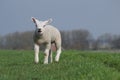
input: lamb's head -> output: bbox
[31,17,52,35]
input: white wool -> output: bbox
[32,17,62,64]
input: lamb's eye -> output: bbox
[43,25,46,27]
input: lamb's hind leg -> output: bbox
[55,38,62,62]
[55,47,61,62]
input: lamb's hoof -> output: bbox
[55,61,59,63]
[34,62,39,64]
[55,59,59,62]
[44,62,48,64]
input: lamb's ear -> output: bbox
[45,18,53,25]
[31,17,36,23]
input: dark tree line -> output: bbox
[92,33,120,50]
[0,30,120,50]
[61,29,91,50]
[0,31,33,50]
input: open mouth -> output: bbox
[38,30,42,33]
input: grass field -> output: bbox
[0,50,120,80]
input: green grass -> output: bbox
[0,50,120,80]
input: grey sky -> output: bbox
[0,0,120,38]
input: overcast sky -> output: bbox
[0,0,120,38]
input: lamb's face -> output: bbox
[32,17,52,35]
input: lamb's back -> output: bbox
[44,25,61,42]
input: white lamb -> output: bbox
[31,17,62,64]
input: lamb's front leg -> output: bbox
[44,43,51,64]
[48,49,53,63]
[34,44,39,64]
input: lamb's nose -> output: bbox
[38,29,41,32]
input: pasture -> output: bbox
[0,50,120,80]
